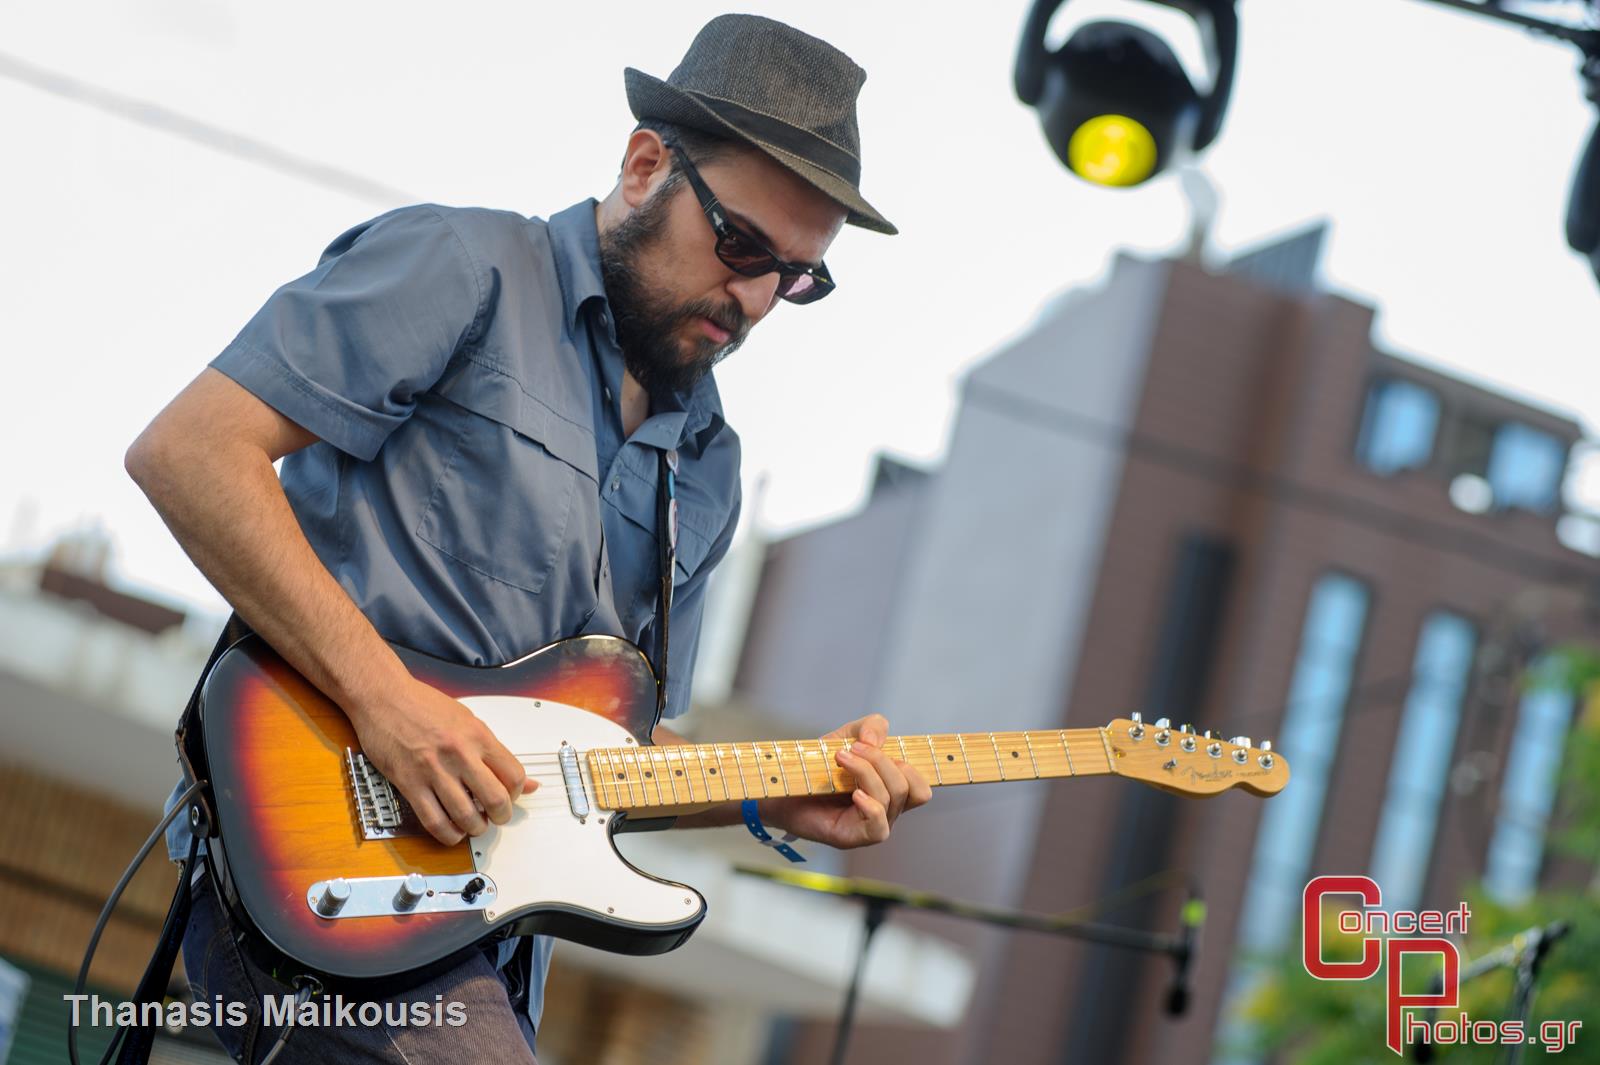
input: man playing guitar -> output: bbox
[126,15,929,1062]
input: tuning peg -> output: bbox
[1259,740,1273,753]
[1130,711,1143,724]
[1203,729,1216,740]
[1179,723,1194,734]
[1154,717,1171,729]
[1230,736,1251,749]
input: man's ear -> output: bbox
[619,129,672,209]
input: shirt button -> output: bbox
[611,479,621,492]
[604,387,613,402]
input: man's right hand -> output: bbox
[346,677,538,846]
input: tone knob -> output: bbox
[316,878,351,917]
[394,873,427,912]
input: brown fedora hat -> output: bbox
[624,14,896,235]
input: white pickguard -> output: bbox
[457,695,703,930]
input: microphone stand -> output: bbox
[1410,919,1569,1065]
[734,865,1203,1065]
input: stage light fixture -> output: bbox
[1014,0,1238,188]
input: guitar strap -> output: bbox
[653,446,678,729]
[102,613,248,1065]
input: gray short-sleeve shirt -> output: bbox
[164,199,742,1041]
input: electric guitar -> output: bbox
[194,632,1288,989]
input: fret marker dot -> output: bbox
[708,768,717,775]
[769,776,779,784]
[1012,751,1020,758]
[675,770,683,776]
[946,754,955,761]
[616,773,625,780]
[644,772,653,778]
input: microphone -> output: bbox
[1167,889,1205,1016]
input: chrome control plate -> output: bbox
[305,872,497,919]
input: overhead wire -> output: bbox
[0,50,419,205]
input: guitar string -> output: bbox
[346,733,1174,824]
[347,744,1114,815]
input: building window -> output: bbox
[1484,668,1575,904]
[1237,573,1372,951]
[1486,422,1566,514]
[1356,379,1440,476]
[1369,612,1477,913]
[1212,573,1370,1065]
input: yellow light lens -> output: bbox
[1067,114,1159,187]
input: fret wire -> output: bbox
[693,745,713,804]
[588,750,605,808]
[602,749,623,807]
[649,747,669,804]
[1022,732,1041,779]
[794,740,814,795]
[663,747,685,804]
[620,748,643,807]
[926,735,943,785]
[1057,731,1076,777]
[755,741,771,794]
[636,746,663,806]
[653,747,672,805]
[735,744,764,798]
[768,741,785,795]
[955,734,974,784]
[819,740,839,793]
[988,732,1006,781]
[1098,727,1114,772]
[591,750,610,808]
[713,743,736,801]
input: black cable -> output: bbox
[0,51,418,206]
[255,977,321,1065]
[69,780,202,1065]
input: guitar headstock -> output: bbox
[1103,714,1289,797]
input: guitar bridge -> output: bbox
[346,748,414,840]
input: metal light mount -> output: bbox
[1014,0,1239,187]
[1565,52,1600,278]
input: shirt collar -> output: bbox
[548,198,728,450]
[546,199,609,333]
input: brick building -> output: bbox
[734,227,1600,1065]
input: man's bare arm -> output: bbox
[126,368,531,845]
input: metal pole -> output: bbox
[828,897,892,1065]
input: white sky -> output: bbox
[3,0,1598,614]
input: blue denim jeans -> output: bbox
[181,867,538,1064]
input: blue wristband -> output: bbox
[741,799,806,863]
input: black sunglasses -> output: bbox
[663,141,835,305]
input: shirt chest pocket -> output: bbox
[416,366,601,595]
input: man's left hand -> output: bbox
[761,714,932,849]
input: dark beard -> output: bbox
[598,187,749,397]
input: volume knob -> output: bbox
[316,878,351,917]
[394,873,427,912]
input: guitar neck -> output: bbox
[586,728,1116,811]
